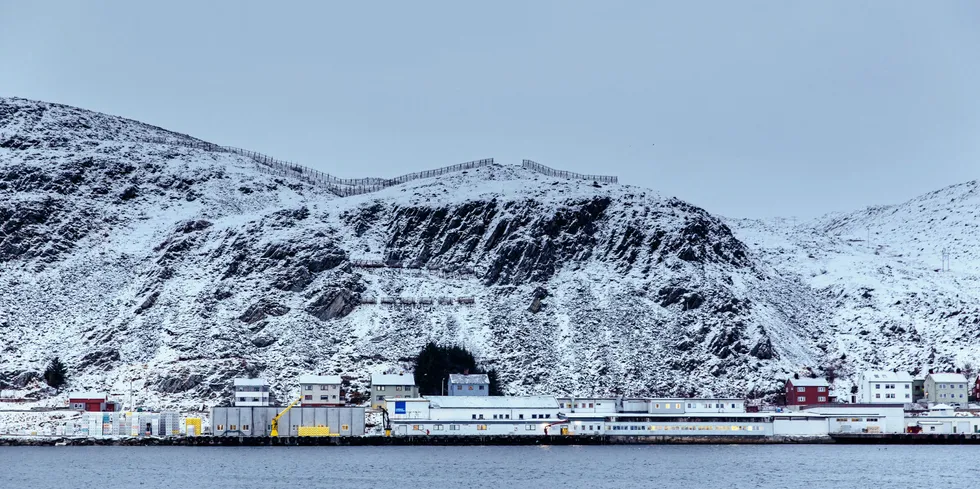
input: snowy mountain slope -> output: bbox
[727,182,980,388]
[0,97,973,409]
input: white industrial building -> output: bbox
[858,370,913,404]
[905,405,980,434]
[386,395,828,437]
[800,404,907,434]
[386,396,561,435]
[233,378,271,407]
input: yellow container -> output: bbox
[298,426,334,437]
[185,418,202,437]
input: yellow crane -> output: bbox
[270,397,302,437]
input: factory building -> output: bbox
[386,396,562,435]
[211,406,365,437]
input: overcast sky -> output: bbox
[1,1,977,218]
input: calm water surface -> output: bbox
[2,445,979,488]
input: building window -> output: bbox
[545,414,551,419]
[479,385,485,390]
[796,387,805,392]
[560,403,565,408]
[493,414,498,420]
[340,424,349,431]
[216,424,224,431]
[304,395,312,400]
[404,386,412,391]
[378,386,386,391]
[242,425,249,431]
[468,386,474,390]
[519,414,524,420]
[818,397,826,402]
[230,425,237,430]
[526,425,535,430]
[412,425,422,431]
[457,385,463,390]
[940,384,946,389]
[875,394,880,398]
[589,403,594,408]
[797,396,805,402]
[505,414,510,419]
[477,425,487,430]
[396,386,402,392]
[320,395,329,401]
[450,425,460,430]
[905,394,910,398]
[434,425,444,431]
[472,414,477,420]
[376,395,384,401]
[304,385,312,391]
[478,414,484,420]
[531,414,537,419]
[817,387,826,392]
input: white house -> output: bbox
[233,378,270,407]
[859,370,913,404]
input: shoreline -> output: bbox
[3,433,979,447]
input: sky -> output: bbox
[1,0,977,218]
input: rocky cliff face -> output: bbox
[1,98,976,408]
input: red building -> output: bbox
[68,392,118,412]
[785,378,832,406]
[972,375,980,401]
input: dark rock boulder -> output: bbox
[749,337,777,360]
[305,288,359,320]
[238,301,290,324]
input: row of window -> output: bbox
[608,425,763,432]
[303,385,339,390]
[469,413,552,420]
[234,386,267,392]
[216,424,250,431]
[236,397,264,402]
[937,393,966,399]
[796,387,827,392]
[561,402,597,409]
[796,396,828,402]
[874,393,909,399]
[455,385,486,390]
[834,418,879,422]
[303,395,340,401]
[937,384,967,389]
[376,386,414,391]
[873,383,908,389]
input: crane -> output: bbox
[270,397,302,437]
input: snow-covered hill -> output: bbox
[1,97,976,409]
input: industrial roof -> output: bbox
[426,395,559,409]
[449,374,489,384]
[299,374,342,385]
[863,371,913,382]
[927,373,968,383]
[68,391,108,400]
[787,377,830,387]
[233,378,268,386]
[372,373,416,385]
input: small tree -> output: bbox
[43,357,68,390]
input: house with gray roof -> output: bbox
[448,373,490,396]
[924,373,969,406]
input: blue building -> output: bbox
[448,374,490,396]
